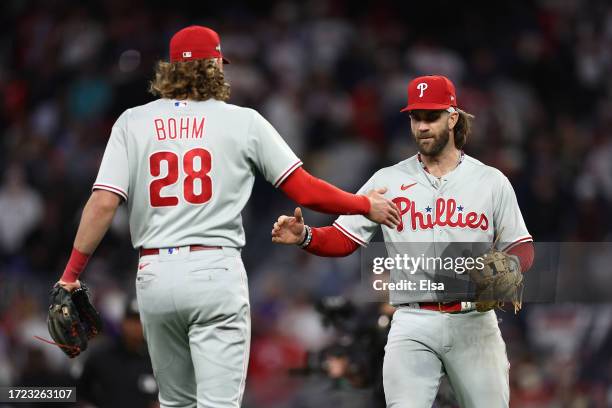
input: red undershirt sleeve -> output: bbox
[304,225,360,257]
[279,167,370,215]
[507,241,535,272]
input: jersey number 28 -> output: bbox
[149,148,212,207]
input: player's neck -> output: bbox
[419,147,462,178]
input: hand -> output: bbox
[271,207,306,245]
[365,188,401,228]
[57,280,81,293]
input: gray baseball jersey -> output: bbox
[93,98,302,249]
[335,153,530,407]
[335,153,532,303]
[95,98,302,407]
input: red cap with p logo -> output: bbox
[400,75,457,112]
[169,25,230,64]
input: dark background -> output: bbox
[1,0,611,406]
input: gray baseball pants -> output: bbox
[383,307,509,408]
[135,246,250,408]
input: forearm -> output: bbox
[74,192,120,252]
[280,168,370,215]
[304,226,360,257]
[61,190,121,282]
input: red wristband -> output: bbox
[61,248,91,283]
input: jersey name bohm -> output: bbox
[153,116,206,140]
[392,196,489,232]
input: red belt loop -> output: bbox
[139,245,222,257]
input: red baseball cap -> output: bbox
[169,25,230,64]
[400,75,457,112]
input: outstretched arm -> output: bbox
[247,110,399,227]
[59,190,122,290]
[279,167,400,228]
[271,207,359,257]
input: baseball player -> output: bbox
[55,25,401,408]
[271,75,535,407]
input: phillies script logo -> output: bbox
[392,196,489,232]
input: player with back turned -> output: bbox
[272,75,536,407]
[51,25,401,408]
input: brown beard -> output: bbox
[415,127,450,157]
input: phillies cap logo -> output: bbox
[417,82,428,97]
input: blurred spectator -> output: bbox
[0,164,42,255]
[76,297,158,408]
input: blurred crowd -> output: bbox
[1,0,612,406]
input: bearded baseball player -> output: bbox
[54,25,401,408]
[272,75,535,407]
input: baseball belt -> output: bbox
[399,301,476,313]
[139,245,222,257]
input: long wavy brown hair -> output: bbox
[453,108,475,149]
[149,58,230,101]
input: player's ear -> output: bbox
[448,111,459,130]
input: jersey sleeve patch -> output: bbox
[333,221,367,247]
[273,160,303,188]
[92,183,128,201]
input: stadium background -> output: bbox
[1,0,612,406]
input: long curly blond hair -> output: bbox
[149,58,230,101]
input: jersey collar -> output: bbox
[417,150,465,174]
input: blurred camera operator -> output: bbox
[290,297,394,408]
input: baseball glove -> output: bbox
[47,282,102,358]
[468,249,524,314]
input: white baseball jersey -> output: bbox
[93,98,302,249]
[334,153,532,303]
